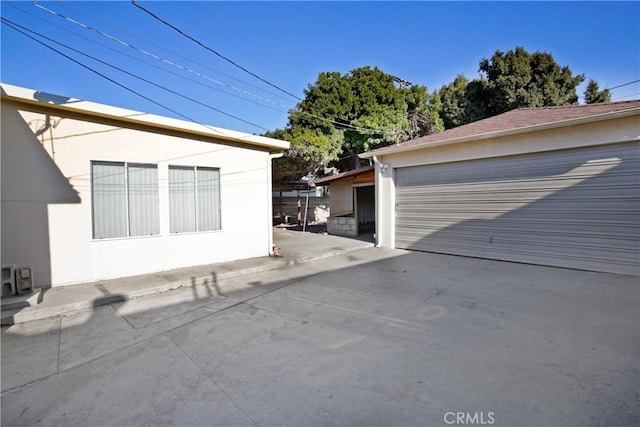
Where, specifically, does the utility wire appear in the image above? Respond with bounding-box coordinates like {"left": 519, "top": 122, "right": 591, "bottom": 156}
{"left": 5, "top": 1, "right": 287, "bottom": 115}
{"left": 2, "top": 18, "right": 270, "bottom": 131}
{"left": 607, "top": 79, "right": 640, "bottom": 91}
{"left": 612, "top": 92, "right": 640, "bottom": 101}
{"left": 56, "top": 0, "right": 293, "bottom": 103}
{"left": 130, "top": 0, "right": 301, "bottom": 101}
{"left": 25, "top": 1, "right": 396, "bottom": 137}
{"left": 30, "top": 1, "right": 294, "bottom": 111}
{"left": 1, "top": 18, "right": 269, "bottom": 135}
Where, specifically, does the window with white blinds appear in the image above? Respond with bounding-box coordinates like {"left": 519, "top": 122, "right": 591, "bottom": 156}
{"left": 169, "top": 166, "right": 221, "bottom": 233}
{"left": 92, "top": 161, "right": 160, "bottom": 239}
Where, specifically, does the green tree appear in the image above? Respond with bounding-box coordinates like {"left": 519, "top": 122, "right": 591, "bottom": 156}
{"left": 436, "top": 75, "right": 468, "bottom": 129}
{"left": 436, "top": 47, "right": 586, "bottom": 129}
{"left": 584, "top": 79, "right": 611, "bottom": 104}
{"left": 271, "top": 66, "right": 441, "bottom": 179}
{"left": 435, "top": 75, "right": 490, "bottom": 129}
{"left": 464, "top": 79, "right": 490, "bottom": 123}
{"left": 265, "top": 127, "right": 342, "bottom": 183}
{"left": 291, "top": 66, "right": 409, "bottom": 169}
{"left": 479, "top": 46, "right": 585, "bottom": 115}
{"left": 404, "top": 84, "right": 444, "bottom": 138}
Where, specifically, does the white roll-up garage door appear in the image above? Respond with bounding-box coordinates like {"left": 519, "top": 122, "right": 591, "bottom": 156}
{"left": 395, "top": 142, "right": 640, "bottom": 275}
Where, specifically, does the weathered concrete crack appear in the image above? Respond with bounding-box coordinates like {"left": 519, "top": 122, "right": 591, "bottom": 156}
{"left": 55, "top": 316, "right": 62, "bottom": 373}
{"left": 165, "top": 333, "right": 258, "bottom": 426}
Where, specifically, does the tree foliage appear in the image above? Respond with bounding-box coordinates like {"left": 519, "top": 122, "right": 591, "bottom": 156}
{"left": 265, "top": 127, "right": 342, "bottom": 183}
{"left": 270, "top": 48, "right": 603, "bottom": 181}
{"left": 435, "top": 75, "right": 491, "bottom": 130}
{"left": 584, "top": 79, "right": 611, "bottom": 104}
{"left": 270, "top": 66, "right": 442, "bottom": 181}
{"left": 436, "top": 47, "right": 588, "bottom": 129}
{"left": 479, "top": 47, "right": 584, "bottom": 115}
{"left": 405, "top": 84, "right": 443, "bottom": 137}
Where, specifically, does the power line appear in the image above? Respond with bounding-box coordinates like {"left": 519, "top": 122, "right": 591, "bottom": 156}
{"left": 56, "top": 0, "right": 294, "bottom": 104}
{"left": 24, "top": 1, "right": 397, "bottom": 137}
{"left": 5, "top": 1, "right": 288, "bottom": 115}
{"left": 130, "top": 0, "right": 301, "bottom": 101}
{"left": 1, "top": 17, "right": 270, "bottom": 135}
{"left": 612, "top": 92, "right": 640, "bottom": 101}
{"left": 2, "top": 17, "right": 271, "bottom": 131}
{"left": 607, "top": 79, "right": 640, "bottom": 91}
{"left": 30, "top": 1, "right": 294, "bottom": 111}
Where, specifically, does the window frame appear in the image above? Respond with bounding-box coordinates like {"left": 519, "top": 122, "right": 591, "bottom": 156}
{"left": 91, "top": 160, "right": 160, "bottom": 240}
{"left": 168, "top": 165, "right": 222, "bottom": 234}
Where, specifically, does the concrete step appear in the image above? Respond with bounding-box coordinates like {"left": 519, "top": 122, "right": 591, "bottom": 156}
{"left": 1, "top": 289, "right": 42, "bottom": 311}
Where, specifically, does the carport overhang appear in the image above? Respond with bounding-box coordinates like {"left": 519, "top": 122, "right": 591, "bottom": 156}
{"left": 311, "top": 166, "right": 374, "bottom": 186}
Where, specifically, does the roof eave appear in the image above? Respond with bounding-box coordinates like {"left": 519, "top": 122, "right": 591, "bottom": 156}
{"left": 1, "top": 84, "right": 290, "bottom": 152}
{"left": 312, "top": 165, "right": 374, "bottom": 185}
{"left": 360, "top": 107, "right": 640, "bottom": 159}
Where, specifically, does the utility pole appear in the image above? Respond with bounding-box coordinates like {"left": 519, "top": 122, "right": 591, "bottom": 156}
{"left": 392, "top": 76, "right": 413, "bottom": 88}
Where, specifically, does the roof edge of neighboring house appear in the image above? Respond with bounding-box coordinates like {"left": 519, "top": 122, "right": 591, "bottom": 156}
{"left": 360, "top": 105, "right": 640, "bottom": 159}
{"left": 0, "top": 83, "right": 290, "bottom": 152}
{"left": 312, "top": 165, "right": 374, "bottom": 185}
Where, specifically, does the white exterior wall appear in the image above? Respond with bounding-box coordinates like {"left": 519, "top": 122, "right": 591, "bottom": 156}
{"left": 1, "top": 103, "right": 273, "bottom": 287}
{"left": 374, "top": 116, "right": 640, "bottom": 249}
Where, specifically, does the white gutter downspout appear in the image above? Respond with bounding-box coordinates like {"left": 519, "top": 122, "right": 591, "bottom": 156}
{"left": 372, "top": 155, "right": 382, "bottom": 248}
{"left": 267, "top": 152, "right": 284, "bottom": 256}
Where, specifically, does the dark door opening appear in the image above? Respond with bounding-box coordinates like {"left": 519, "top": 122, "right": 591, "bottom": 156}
{"left": 356, "top": 185, "right": 375, "bottom": 233}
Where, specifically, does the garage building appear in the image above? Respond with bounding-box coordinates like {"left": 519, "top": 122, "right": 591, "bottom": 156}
{"left": 361, "top": 101, "right": 640, "bottom": 275}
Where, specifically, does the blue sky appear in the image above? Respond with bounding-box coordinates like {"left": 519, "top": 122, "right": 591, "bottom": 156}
{"left": 2, "top": 1, "right": 639, "bottom": 135}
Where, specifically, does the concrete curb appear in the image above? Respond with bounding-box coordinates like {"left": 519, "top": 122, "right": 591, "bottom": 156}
{"left": 1, "top": 242, "right": 373, "bottom": 326}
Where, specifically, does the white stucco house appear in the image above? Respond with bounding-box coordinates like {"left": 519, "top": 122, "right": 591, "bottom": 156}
{"left": 361, "top": 101, "right": 640, "bottom": 275}
{"left": 1, "top": 83, "right": 289, "bottom": 288}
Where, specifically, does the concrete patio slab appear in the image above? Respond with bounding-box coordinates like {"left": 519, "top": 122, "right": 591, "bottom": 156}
{"left": 2, "top": 247, "right": 638, "bottom": 426}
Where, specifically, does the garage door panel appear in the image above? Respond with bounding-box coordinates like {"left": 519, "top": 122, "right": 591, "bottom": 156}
{"left": 400, "top": 231, "right": 639, "bottom": 267}
{"left": 396, "top": 208, "right": 639, "bottom": 223}
{"left": 410, "top": 240, "right": 636, "bottom": 274}
{"left": 395, "top": 142, "right": 640, "bottom": 275}
{"left": 396, "top": 144, "right": 639, "bottom": 187}
{"left": 398, "top": 227, "right": 639, "bottom": 253}
{"left": 398, "top": 185, "right": 639, "bottom": 200}
{"left": 398, "top": 167, "right": 639, "bottom": 189}
{"left": 396, "top": 219, "right": 638, "bottom": 240}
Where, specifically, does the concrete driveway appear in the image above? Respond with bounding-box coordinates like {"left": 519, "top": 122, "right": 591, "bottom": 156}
{"left": 2, "top": 248, "right": 638, "bottom": 427}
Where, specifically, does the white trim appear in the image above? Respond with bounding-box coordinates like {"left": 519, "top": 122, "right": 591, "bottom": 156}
{"left": 389, "top": 167, "right": 396, "bottom": 249}
{"left": 267, "top": 152, "right": 284, "bottom": 255}
{"left": 91, "top": 234, "right": 162, "bottom": 243}
{"left": 167, "top": 229, "right": 224, "bottom": 236}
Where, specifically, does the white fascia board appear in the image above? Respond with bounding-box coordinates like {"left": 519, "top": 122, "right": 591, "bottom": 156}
{"left": 1, "top": 83, "right": 290, "bottom": 151}
{"left": 360, "top": 108, "right": 640, "bottom": 159}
